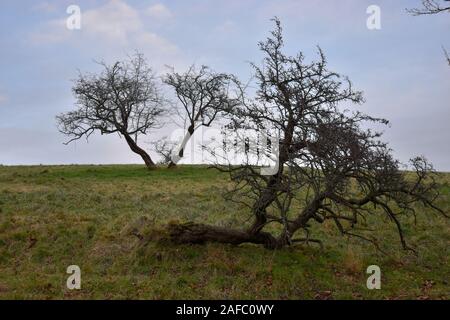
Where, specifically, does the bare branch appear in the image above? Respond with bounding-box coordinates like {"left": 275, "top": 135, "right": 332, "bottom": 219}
{"left": 407, "top": 0, "right": 450, "bottom": 15}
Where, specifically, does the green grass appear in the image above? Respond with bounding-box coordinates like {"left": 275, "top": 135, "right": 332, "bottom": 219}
{"left": 0, "top": 164, "right": 448, "bottom": 299}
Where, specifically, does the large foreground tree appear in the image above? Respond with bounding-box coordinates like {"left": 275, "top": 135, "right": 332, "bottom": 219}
{"left": 56, "top": 54, "right": 165, "bottom": 169}
{"left": 168, "top": 19, "right": 446, "bottom": 250}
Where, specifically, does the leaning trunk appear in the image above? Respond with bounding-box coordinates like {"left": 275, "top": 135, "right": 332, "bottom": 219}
{"left": 123, "top": 133, "right": 156, "bottom": 169}
{"left": 168, "top": 124, "right": 195, "bottom": 168}
{"left": 167, "top": 222, "right": 280, "bottom": 249}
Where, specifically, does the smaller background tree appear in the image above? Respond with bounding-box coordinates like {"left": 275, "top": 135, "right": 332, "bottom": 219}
{"left": 151, "top": 137, "right": 177, "bottom": 165}
{"left": 163, "top": 65, "right": 239, "bottom": 167}
{"left": 56, "top": 54, "right": 165, "bottom": 169}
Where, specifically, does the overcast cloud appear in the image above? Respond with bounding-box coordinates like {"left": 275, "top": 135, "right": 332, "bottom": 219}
{"left": 0, "top": 0, "right": 448, "bottom": 170}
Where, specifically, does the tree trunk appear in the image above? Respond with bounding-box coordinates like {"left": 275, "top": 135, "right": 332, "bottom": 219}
{"left": 167, "top": 222, "right": 280, "bottom": 249}
{"left": 168, "top": 124, "right": 195, "bottom": 168}
{"left": 123, "top": 133, "right": 156, "bottom": 169}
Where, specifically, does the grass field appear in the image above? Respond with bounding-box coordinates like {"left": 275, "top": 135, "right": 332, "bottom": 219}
{"left": 0, "top": 164, "right": 448, "bottom": 299}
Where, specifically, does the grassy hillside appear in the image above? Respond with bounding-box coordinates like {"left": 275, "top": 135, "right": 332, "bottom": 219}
{"left": 0, "top": 165, "right": 448, "bottom": 299}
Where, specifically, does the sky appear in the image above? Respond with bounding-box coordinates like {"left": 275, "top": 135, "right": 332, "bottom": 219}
{"left": 0, "top": 0, "right": 449, "bottom": 170}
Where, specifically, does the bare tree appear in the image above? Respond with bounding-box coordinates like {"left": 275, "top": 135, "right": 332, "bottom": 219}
{"left": 408, "top": 0, "right": 450, "bottom": 66}
{"left": 163, "top": 65, "right": 239, "bottom": 167}
{"left": 444, "top": 47, "right": 450, "bottom": 65}
{"left": 408, "top": 0, "right": 450, "bottom": 15}
{"left": 151, "top": 137, "right": 176, "bottom": 165}
{"left": 56, "top": 54, "right": 165, "bottom": 169}
{"left": 168, "top": 18, "right": 446, "bottom": 250}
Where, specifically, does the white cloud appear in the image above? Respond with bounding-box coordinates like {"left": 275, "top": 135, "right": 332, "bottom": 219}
{"left": 145, "top": 3, "right": 174, "bottom": 21}
{"left": 134, "top": 32, "right": 178, "bottom": 55}
{"left": 81, "top": 0, "right": 143, "bottom": 45}
{"left": 30, "top": 0, "right": 178, "bottom": 57}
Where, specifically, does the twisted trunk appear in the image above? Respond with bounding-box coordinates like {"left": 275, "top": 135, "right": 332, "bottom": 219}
{"left": 247, "top": 112, "right": 294, "bottom": 235}
{"left": 123, "top": 133, "right": 156, "bottom": 169}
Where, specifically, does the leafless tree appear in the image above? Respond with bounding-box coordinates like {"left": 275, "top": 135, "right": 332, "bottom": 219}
{"left": 151, "top": 137, "right": 176, "bottom": 165}
{"left": 408, "top": 0, "right": 450, "bottom": 15}
{"left": 168, "top": 18, "right": 446, "bottom": 250}
{"left": 444, "top": 47, "right": 450, "bottom": 65}
{"left": 56, "top": 54, "right": 165, "bottom": 169}
{"left": 163, "top": 65, "right": 239, "bottom": 167}
{"left": 408, "top": 0, "right": 450, "bottom": 66}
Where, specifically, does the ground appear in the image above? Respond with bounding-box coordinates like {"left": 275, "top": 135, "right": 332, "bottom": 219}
{"left": 0, "top": 164, "right": 448, "bottom": 299}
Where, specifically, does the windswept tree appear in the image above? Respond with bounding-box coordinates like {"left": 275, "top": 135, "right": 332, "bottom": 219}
{"left": 163, "top": 65, "right": 239, "bottom": 167}
{"left": 56, "top": 54, "right": 165, "bottom": 169}
{"left": 168, "top": 19, "right": 446, "bottom": 250}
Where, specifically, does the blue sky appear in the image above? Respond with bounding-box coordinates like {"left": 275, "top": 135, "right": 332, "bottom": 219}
{"left": 0, "top": 0, "right": 449, "bottom": 170}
